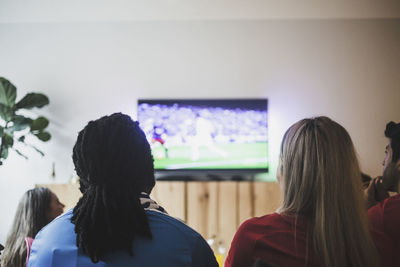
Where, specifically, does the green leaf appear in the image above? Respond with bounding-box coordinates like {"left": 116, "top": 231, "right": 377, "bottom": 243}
{"left": 1, "top": 146, "right": 8, "bottom": 160}
{"left": 16, "top": 93, "right": 49, "bottom": 110}
{"left": 0, "top": 126, "right": 3, "bottom": 136}
{"left": 34, "top": 131, "right": 51, "bottom": 142}
{"left": 0, "top": 77, "right": 17, "bottom": 107}
{"left": 30, "top": 117, "right": 49, "bottom": 131}
{"left": 2, "top": 133, "right": 14, "bottom": 148}
{"left": 0, "top": 103, "right": 14, "bottom": 121}
{"left": 8, "top": 115, "right": 33, "bottom": 132}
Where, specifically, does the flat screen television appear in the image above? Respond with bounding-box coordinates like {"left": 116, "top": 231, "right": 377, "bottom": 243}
{"left": 137, "top": 99, "right": 268, "bottom": 172}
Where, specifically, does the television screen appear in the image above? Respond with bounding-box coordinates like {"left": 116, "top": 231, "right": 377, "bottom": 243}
{"left": 137, "top": 99, "right": 268, "bottom": 171}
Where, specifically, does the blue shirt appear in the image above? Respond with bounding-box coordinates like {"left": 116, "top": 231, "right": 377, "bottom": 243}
{"left": 28, "top": 209, "right": 218, "bottom": 267}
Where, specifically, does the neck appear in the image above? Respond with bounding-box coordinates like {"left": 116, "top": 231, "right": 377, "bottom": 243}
{"left": 397, "top": 161, "right": 400, "bottom": 193}
{"left": 395, "top": 164, "right": 400, "bottom": 193}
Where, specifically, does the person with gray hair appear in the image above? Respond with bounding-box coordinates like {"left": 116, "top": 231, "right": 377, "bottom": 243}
{"left": 1, "top": 187, "right": 64, "bottom": 267}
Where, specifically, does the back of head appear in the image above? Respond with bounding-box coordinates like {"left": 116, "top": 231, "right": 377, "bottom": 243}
{"left": 361, "top": 173, "right": 372, "bottom": 189}
{"left": 71, "top": 113, "right": 155, "bottom": 263}
{"left": 361, "top": 173, "right": 372, "bottom": 184}
{"left": 385, "top": 121, "right": 400, "bottom": 163}
{"left": 1, "top": 187, "right": 51, "bottom": 267}
{"left": 278, "top": 116, "right": 379, "bottom": 267}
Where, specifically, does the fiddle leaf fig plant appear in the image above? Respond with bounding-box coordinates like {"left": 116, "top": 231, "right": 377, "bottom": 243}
{"left": 0, "top": 77, "right": 51, "bottom": 165}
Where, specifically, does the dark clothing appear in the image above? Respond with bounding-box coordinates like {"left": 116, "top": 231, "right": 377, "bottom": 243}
{"left": 368, "top": 194, "right": 400, "bottom": 266}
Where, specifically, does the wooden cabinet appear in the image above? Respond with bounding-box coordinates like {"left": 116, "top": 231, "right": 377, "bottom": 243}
{"left": 37, "top": 181, "right": 280, "bottom": 255}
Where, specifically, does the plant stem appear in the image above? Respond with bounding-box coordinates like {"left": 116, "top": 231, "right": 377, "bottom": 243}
{"left": 0, "top": 121, "right": 10, "bottom": 160}
{"left": 0, "top": 136, "right": 3, "bottom": 159}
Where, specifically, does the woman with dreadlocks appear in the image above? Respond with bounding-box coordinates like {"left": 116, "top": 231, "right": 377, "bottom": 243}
{"left": 27, "top": 113, "right": 218, "bottom": 267}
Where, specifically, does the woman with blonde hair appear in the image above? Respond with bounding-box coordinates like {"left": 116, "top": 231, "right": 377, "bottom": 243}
{"left": 226, "top": 116, "right": 387, "bottom": 267}
{"left": 1, "top": 187, "right": 64, "bottom": 267}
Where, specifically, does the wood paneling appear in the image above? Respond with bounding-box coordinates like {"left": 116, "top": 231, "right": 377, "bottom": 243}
{"left": 186, "top": 182, "right": 218, "bottom": 238}
{"left": 238, "top": 182, "right": 254, "bottom": 225}
{"left": 217, "top": 181, "right": 238, "bottom": 248}
{"left": 150, "top": 181, "right": 185, "bottom": 220}
{"left": 253, "top": 182, "right": 281, "bottom": 217}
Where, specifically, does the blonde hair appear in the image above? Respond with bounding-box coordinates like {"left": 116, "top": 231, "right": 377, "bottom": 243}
{"left": 278, "top": 116, "right": 380, "bottom": 267}
{"left": 1, "top": 188, "right": 52, "bottom": 267}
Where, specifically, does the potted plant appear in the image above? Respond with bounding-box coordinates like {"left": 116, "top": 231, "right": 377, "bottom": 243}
{"left": 0, "top": 77, "right": 51, "bottom": 165}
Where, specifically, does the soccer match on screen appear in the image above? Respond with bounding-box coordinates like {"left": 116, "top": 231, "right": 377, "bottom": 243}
{"left": 137, "top": 99, "right": 268, "bottom": 171}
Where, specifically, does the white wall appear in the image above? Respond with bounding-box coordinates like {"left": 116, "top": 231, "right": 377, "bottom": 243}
{"left": 0, "top": 13, "right": 399, "bottom": 243}
{"left": 1, "top": 0, "right": 400, "bottom": 22}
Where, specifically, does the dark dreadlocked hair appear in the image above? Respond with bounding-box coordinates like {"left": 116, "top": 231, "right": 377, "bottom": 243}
{"left": 385, "top": 121, "right": 400, "bottom": 163}
{"left": 71, "top": 113, "right": 155, "bottom": 263}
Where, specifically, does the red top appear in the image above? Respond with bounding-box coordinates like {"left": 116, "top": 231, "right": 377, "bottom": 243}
{"left": 225, "top": 212, "right": 393, "bottom": 267}
{"left": 225, "top": 213, "right": 320, "bottom": 267}
{"left": 368, "top": 194, "right": 400, "bottom": 265}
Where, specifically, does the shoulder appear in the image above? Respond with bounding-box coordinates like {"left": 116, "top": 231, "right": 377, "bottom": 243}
{"left": 381, "top": 194, "right": 400, "bottom": 223}
{"left": 379, "top": 194, "right": 400, "bottom": 218}
{"left": 369, "top": 194, "right": 400, "bottom": 217}
{"left": 232, "top": 213, "right": 284, "bottom": 245}
{"left": 235, "top": 212, "right": 309, "bottom": 249}
{"left": 369, "top": 194, "right": 400, "bottom": 234}
{"left": 226, "top": 214, "right": 283, "bottom": 267}
{"left": 145, "top": 211, "right": 211, "bottom": 251}
{"left": 383, "top": 194, "right": 400, "bottom": 208}
{"left": 145, "top": 210, "right": 203, "bottom": 242}
{"left": 239, "top": 213, "right": 288, "bottom": 232}
{"left": 145, "top": 210, "right": 218, "bottom": 266}
{"left": 28, "top": 209, "right": 77, "bottom": 267}
{"left": 32, "top": 209, "right": 76, "bottom": 247}
{"left": 35, "top": 209, "right": 75, "bottom": 241}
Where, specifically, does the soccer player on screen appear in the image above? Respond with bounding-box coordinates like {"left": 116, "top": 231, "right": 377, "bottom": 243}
{"left": 191, "top": 114, "right": 227, "bottom": 161}
{"left": 152, "top": 125, "right": 169, "bottom": 159}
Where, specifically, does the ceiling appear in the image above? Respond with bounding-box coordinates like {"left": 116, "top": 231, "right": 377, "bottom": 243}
{"left": 0, "top": 0, "right": 399, "bottom": 23}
